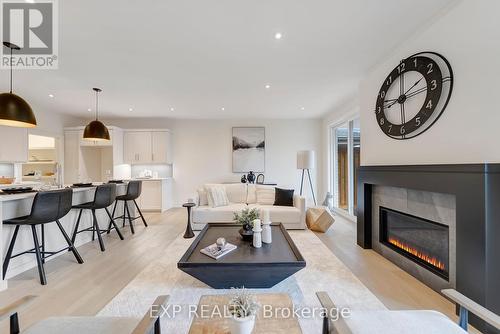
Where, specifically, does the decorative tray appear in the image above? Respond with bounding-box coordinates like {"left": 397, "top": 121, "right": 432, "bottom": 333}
{"left": 72, "top": 183, "right": 93, "bottom": 188}
{"left": 1, "top": 187, "right": 35, "bottom": 194}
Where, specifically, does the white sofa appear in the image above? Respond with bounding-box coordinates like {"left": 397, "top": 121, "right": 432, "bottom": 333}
{"left": 192, "top": 183, "right": 306, "bottom": 230}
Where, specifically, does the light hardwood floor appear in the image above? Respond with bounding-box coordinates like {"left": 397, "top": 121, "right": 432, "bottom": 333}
{"left": 0, "top": 208, "right": 475, "bottom": 333}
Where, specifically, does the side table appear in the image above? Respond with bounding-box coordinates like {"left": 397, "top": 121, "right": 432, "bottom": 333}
{"left": 182, "top": 202, "right": 196, "bottom": 238}
{"left": 306, "top": 206, "right": 334, "bottom": 233}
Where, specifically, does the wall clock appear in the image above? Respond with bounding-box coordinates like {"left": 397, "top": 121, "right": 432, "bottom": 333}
{"left": 375, "top": 52, "right": 453, "bottom": 140}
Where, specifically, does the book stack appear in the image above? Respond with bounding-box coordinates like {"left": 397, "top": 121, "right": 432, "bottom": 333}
{"left": 200, "top": 242, "right": 237, "bottom": 259}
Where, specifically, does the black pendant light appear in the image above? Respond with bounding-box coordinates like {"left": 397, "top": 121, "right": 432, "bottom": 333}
{"left": 83, "top": 88, "right": 110, "bottom": 141}
{"left": 0, "top": 42, "right": 37, "bottom": 128}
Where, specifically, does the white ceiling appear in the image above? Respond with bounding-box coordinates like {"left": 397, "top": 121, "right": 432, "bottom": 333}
{"left": 3, "top": 0, "right": 455, "bottom": 120}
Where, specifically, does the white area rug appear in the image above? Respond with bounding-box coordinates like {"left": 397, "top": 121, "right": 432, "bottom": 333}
{"left": 99, "top": 229, "right": 386, "bottom": 333}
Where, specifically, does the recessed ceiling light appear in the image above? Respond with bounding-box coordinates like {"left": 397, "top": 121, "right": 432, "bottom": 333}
{"left": 170, "top": 107, "right": 174, "bottom": 111}
{"left": 25, "top": 0, "right": 35, "bottom": 3}
{"left": 300, "top": 107, "right": 305, "bottom": 111}
{"left": 274, "top": 32, "right": 283, "bottom": 40}
{"left": 221, "top": 107, "right": 225, "bottom": 111}
{"left": 48, "top": 94, "right": 54, "bottom": 98}
{"left": 265, "top": 84, "right": 271, "bottom": 89}
{"left": 87, "top": 108, "right": 92, "bottom": 112}
{"left": 129, "top": 108, "right": 133, "bottom": 112}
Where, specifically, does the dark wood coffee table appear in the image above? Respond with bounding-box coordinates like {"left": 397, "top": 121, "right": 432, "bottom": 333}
{"left": 177, "top": 223, "right": 306, "bottom": 288}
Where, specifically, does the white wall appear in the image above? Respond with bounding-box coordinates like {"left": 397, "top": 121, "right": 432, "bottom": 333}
{"left": 360, "top": 0, "right": 500, "bottom": 165}
{"left": 104, "top": 118, "right": 322, "bottom": 206}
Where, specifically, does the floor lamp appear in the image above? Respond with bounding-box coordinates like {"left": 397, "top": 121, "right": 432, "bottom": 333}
{"left": 297, "top": 150, "right": 317, "bottom": 205}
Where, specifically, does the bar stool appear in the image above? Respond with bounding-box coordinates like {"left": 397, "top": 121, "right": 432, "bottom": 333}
{"left": 71, "top": 183, "right": 123, "bottom": 252}
{"left": 110, "top": 180, "right": 147, "bottom": 234}
{"left": 2, "top": 189, "right": 83, "bottom": 285}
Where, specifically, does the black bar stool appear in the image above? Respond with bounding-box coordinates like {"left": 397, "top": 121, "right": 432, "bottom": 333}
{"left": 2, "top": 189, "right": 83, "bottom": 285}
{"left": 71, "top": 183, "right": 123, "bottom": 252}
{"left": 110, "top": 180, "right": 147, "bottom": 234}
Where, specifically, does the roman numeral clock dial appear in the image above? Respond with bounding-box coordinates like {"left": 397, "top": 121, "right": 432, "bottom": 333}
{"left": 375, "top": 52, "right": 453, "bottom": 139}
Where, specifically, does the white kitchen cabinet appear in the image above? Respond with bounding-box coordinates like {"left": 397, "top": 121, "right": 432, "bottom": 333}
{"left": 151, "top": 131, "right": 172, "bottom": 163}
{"left": 124, "top": 131, "right": 152, "bottom": 163}
{"left": 0, "top": 126, "right": 28, "bottom": 162}
{"left": 136, "top": 178, "right": 172, "bottom": 212}
{"left": 124, "top": 130, "right": 172, "bottom": 164}
{"left": 137, "top": 180, "right": 162, "bottom": 210}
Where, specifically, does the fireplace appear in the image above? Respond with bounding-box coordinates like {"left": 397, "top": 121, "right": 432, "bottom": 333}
{"left": 379, "top": 207, "right": 449, "bottom": 280}
{"left": 357, "top": 164, "right": 500, "bottom": 333}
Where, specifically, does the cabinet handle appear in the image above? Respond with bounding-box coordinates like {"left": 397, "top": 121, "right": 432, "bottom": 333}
{"left": 152, "top": 153, "right": 154, "bottom": 161}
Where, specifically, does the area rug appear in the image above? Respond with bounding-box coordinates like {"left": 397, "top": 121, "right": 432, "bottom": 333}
{"left": 98, "top": 229, "right": 386, "bottom": 333}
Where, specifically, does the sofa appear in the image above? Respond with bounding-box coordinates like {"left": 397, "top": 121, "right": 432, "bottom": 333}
{"left": 192, "top": 183, "right": 306, "bottom": 230}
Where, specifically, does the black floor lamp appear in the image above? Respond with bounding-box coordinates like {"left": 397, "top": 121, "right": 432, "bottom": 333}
{"left": 297, "top": 150, "right": 316, "bottom": 205}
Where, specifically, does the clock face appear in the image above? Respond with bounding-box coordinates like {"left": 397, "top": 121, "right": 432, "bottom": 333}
{"left": 375, "top": 52, "right": 453, "bottom": 139}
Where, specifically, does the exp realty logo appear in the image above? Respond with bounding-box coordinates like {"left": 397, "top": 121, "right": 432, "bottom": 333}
{"left": 1, "top": 0, "right": 58, "bottom": 69}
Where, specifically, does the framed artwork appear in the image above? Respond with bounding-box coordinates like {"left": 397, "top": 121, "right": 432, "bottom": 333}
{"left": 232, "top": 127, "right": 265, "bottom": 173}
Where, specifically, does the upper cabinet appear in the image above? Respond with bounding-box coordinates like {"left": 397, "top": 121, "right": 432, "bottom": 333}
{"left": 0, "top": 126, "right": 28, "bottom": 162}
{"left": 124, "top": 130, "right": 172, "bottom": 164}
{"left": 151, "top": 131, "right": 173, "bottom": 164}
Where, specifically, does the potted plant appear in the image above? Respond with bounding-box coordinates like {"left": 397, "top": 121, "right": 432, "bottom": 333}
{"left": 234, "top": 208, "right": 260, "bottom": 241}
{"left": 228, "top": 288, "right": 260, "bottom": 334}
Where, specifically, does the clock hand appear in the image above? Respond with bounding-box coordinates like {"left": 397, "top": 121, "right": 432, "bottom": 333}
{"left": 385, "top": 100, "right": 399, "bottom": 109}
{"left": 406, "top": 86, "right": 427, "bottom": 99}
{"left": 404, "top": 77, "right": 424, "bottom": 96}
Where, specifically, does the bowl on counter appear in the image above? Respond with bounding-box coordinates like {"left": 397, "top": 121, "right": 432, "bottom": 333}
{"left": 0, "top": 177, "right": 15, "bottom": 185}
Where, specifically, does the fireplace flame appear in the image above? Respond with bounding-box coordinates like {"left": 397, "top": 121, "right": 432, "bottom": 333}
{"left": 388, "top": 237, "right": 446, "bottom": 271}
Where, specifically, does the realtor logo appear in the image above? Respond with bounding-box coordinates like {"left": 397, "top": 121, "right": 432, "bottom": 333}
{"left": 1, "top": 0, "right": 58, "bottom": 69}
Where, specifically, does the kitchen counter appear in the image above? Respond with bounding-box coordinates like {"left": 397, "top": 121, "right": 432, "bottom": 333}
{"left": 0, "top": 185, "right": 95, "bottom": 202}
{"left": 130, "top": 177, "right": 172, "bottom": 181}
{"left": 0, "top": 184, "right": 129, "bottom": 291}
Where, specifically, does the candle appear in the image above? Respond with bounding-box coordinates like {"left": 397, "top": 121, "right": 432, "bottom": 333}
{"left": 253, "top": 218, "right": 261, "bottom": 230}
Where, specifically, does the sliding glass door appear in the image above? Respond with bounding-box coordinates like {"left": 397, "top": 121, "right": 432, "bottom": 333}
{"left": 331, "top": 117, "right": 360, "bottom": 217}
{"left": 334, "top": 124, "right": 349, "bottom": 211}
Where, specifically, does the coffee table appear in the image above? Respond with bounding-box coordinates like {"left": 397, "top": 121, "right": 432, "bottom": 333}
{"left": 177, "top": 223, "right": 306, "bottom": 288}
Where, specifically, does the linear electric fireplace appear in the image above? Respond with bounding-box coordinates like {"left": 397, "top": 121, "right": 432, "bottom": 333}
{"left": 379, "top": 207, "right": 449, "bottom": 280}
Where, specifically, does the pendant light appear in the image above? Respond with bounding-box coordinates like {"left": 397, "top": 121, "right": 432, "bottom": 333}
{"left": 83, "top": 88, "right": 110, "bottom": 141}
{"left": 0, "top": 42, "right": 37, "bottom": 127}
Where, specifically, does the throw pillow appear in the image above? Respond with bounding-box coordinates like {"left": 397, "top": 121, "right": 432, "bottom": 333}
{"left": 206, "top": 185, "right": 229, "bottom": 208}
{"left": 274, "top": 188, "right": 294, "bottom": 207}
{"left": 197, "top": 188, "right": 208, "bottom": 206}
{"left": 256, "top": 185, "right": 275, "bottom": 205}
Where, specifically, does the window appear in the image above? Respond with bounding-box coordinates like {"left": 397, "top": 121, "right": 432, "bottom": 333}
{"left": 330, "top": 117, "right": 360, "bottom": 216}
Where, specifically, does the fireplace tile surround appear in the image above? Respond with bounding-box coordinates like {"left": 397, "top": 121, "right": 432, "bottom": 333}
{"left": 372, "top": 186, "right": 456, "bottom": 291}
{"left": 357, "top": 164, "right": 500, "bottom": 334}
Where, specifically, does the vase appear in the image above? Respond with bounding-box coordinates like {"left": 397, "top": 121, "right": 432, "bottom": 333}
{"left": 253, "top": 227, "right": 262, "bottom": 248}
{"left": 247, "top": 171, "right": 256, "bottom": 183}
{"left": 229, "top": 315, "right": 256, "bottom": 334}
{"left": 239, "top": 223, "right": 254, "bottom": 241}
{"left": 262, "top": 221, "right": 272, "bottom": 244}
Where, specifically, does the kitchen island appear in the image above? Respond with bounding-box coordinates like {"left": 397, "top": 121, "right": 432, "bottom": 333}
{"left": 0, "top": 184, "right": 129, "bottom": 291}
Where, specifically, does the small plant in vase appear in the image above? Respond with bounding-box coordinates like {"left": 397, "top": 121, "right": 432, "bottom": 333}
{"left": 228, "top": 288, "right": 260, "bottom": 334}
{"left": 234, "top": 208, "right": 260, "bottom": 241}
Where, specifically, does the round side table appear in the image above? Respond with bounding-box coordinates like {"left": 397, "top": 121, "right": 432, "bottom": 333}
{"left": 182, "top": 202, "right": 196, "bottom": 238}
